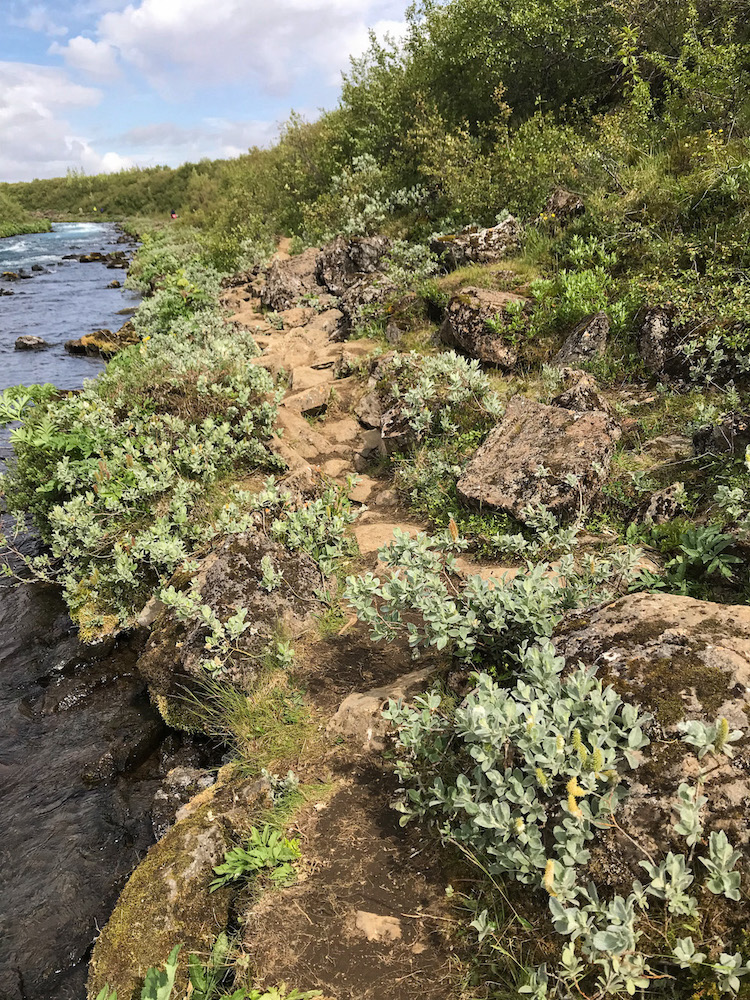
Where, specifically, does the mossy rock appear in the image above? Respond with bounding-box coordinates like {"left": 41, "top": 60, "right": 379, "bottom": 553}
{"left": 86, "top": 771, "right": 270, "bottom": 1000}
{"left": 554, "top": 593, "right": 750, "bottom": 876}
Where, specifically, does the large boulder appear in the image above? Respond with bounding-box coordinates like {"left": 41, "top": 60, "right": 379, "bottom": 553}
{"left": 315, "top": 235, "right": 391, "bottom": 297}
{"left": 439, "top": 286, "right": 528, "bottom": 368}
{"left": 554, "top": 594, "right": 750, "bottom": 864}
{"left": 138, "top": 531, "right": 324, "bottom": 704}
{"left": 260, "top": 248, "right": 325, "bottom": 311}
{"left": 430, "top": 218, "right": 521, "bottom": 270}
{"left": 87, "top": 770, "right": 270, "bottom": 1000}
{"left": 553, "top": 312, "right": 609, "bottom": 367}
{"left": 456, "top": 395, "right": 620, "bottom": 521}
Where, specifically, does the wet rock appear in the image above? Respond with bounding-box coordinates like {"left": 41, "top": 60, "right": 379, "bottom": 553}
{"left": 17, "top": 268, "right": 32, "bottom": 279}
{"left": 554, "top": 594, "right": 750, "bottom": 861}
{"left": 138, "top": 532, "right": 324, "bottom": 700}
{"left": 15, "top": 335, "right": 49, "bottom": 351}
{"left": 457, "top": 395, "right": 620, "bottom": 521}
{"left": 550, "top": 368, "right": 610, "bottom": 412}
{"left": 316, "top": 235, "right": 391, "bottom": 297}
{"left": 693, "top": 412, "right": 750, "bottom": 456}
{"left": 0, "top": 287, "right": 14, "bottom": 296}
{"left": 261, "top": 248, "right": 325, "bottom": 311}
{"left": 553, "top": 312, "right": 609, "bottom": 366}
{"left": 78, "top": 252, "right": 107, "bottom": 263}
{"left": 107, "top": 279, "right": 121, "bottom": 288}
{"left": 540, "top": 186, "right": 585, "bottom": 222}
{"left": 643, "top": 482, "right": 686, "bottom": 524}
{"left": 64, "top": 320, "right": 139, "bottom": 359}
{"left": 151, "top": 766, "right": 216, "bottom": 840}
{"left": 1, "top": 271, "right": 19, "bottom": 280}
{"left": 430, "top": 217, "right": 521, "bottom": 270}
{"left": 31, "top": 263, "right": 45, "bottom": 272}
{"left": 438, "top": 286, "right": 528, "bottom": 368}
{"left": 87, "top": 771, "right": 270, "bottom": 1000}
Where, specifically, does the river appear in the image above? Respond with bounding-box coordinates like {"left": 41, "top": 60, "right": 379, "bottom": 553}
{"left": 0, "top": 224, "right": 206, "bottom": 1000}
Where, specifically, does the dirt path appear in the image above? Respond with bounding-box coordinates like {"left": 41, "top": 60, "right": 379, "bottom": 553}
{"left": 220, "top": 288, "right": 469, "bottom": 998}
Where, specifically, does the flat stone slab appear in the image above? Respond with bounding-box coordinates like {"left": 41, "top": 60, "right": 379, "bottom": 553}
{"left": 457, "top": 395, "right": 620, "bottom": 521}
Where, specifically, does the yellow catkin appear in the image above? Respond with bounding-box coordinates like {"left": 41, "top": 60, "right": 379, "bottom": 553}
{"left": 566, "top": 776, "right": 586, "bottom": 816}
{"left": 535, "top": 767, "right": 549, "bottom": 790}
{"left": 714, "top": 717, "right": 730, "bottom": 754}
{"left": 590, "top": 747, "right": 604, "bottom": 774}
{"left": 448, "top": 517, "right": 459, "bottom": 542}
{"left": 556, "top": 734, "right": 565, "bottom": 753}
{"left": 543, "top": 859, "right": 556, "bottom": 896}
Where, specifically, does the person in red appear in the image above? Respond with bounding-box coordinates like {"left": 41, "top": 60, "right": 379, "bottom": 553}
{"left": 170, "top": 209, "right": 178, "bottom": 219}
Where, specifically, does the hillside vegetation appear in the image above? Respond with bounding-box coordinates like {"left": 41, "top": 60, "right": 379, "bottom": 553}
{"left": 3, "top": 2, "right": 750, "bottom": 999}
{"left": 0, "top": 189, "right": 51, "bottom": 238}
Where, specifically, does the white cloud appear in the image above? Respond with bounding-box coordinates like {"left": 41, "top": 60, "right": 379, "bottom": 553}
{"left": 56, "top": 0, "right": 407, "bottom": 96}
{"left": 50, "top": 36, "right": 120, "bottom": 81}
{"left": 116, "top": 117, "right": 279, "bottom": 162}
{"left": 10, "top": 4, "right": 69, "bottom": 37}
{"left": 0, "top": 62, "right": 130, "bottom": 181}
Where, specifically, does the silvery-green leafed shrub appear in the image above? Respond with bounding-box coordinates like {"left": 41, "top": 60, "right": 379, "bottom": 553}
{"left": 375, "top": 350, "right": 503, "bottom": 443}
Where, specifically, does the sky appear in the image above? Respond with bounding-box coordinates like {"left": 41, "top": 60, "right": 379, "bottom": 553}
{"left": 0, "top": 0, "right": 409, "bottom": 183}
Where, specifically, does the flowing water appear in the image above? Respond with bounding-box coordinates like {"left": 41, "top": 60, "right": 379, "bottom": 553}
{"left": 0, "top": 224, "right": 205, "bottom": 1000}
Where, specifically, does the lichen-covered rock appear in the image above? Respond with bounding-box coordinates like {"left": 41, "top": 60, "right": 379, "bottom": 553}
{"left": 315, "top": 235, "right": 391, "bottom": 297}
{"left": 550, "top": 368, "right": 610, "bottom": 412}
{"left": 260, "top": 248, "right": 325, "bottom": 311}
{"left": 87, "top": 771, "right": 270, "bottom": 1000}
{"left": 138, "top": 532, "right": 324, "bottom": 700}
{"left": 642, "top": 482, "right": 686, "bottom": 524}
{"left": 693, "top": 412, "right": 750, "bottom": 456}
{"left": 554, "top": 594, "right": 750, "bottom": 866}
{"left": 438, "top": 286, "right": 528, "bottom": 368}
{"left": 638, "top": 306, "right": 678, "bottom": 375}
{"left": 553, "top": 312, "right": 609, "bottom": 366}
{"left": 456, "top": 395, "right": 620, "bottom": 521}
{"left": 430, "top": 218, "right": 521, "bottom": 270}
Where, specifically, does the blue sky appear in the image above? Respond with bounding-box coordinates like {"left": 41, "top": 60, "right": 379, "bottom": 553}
{"left": 0, "top": 0, "right": 409, "bottom": 182}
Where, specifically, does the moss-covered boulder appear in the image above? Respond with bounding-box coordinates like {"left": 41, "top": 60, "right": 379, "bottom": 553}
{"left": 554, "top": 594, "right": 750, "bottom": 892}
{"left": 87, "top": 770, "right": 270, "bottom": 1000}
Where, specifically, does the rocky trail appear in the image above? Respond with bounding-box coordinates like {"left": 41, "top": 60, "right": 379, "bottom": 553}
{"left": 86, "top": 233, "right": 750, "bottom": 1000}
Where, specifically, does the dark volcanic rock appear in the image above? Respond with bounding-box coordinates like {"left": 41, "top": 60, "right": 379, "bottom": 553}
{"left": 316, "top": 235, "right": 391, "bottom": 297}
{"left": 457, "top": 395, "right": 620, "bottom": 521}
{"left": 260, "top": 248, "right": 325, "bottom": 312}
{"left": 553, "top": 312, "right": 609, "bottom": 366}
{"left": 693, "top": 412, "right": 750, "bottom": 457}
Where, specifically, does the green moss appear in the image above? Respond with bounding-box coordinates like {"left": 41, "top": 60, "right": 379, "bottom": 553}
{"left": 609, "top": 651, "right": 731, "bottom": 726}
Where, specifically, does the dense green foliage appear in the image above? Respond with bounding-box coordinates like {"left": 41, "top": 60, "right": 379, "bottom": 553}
{"left": 0, "top": 189, "right": 51, "bottom": 237}
{"left": 0, "top": 229, "right": 281, "bottom": 635}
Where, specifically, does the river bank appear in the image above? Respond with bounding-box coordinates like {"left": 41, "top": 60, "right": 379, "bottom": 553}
{"left": 0, "top": 223, "right": 220, "bottom": 1000}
